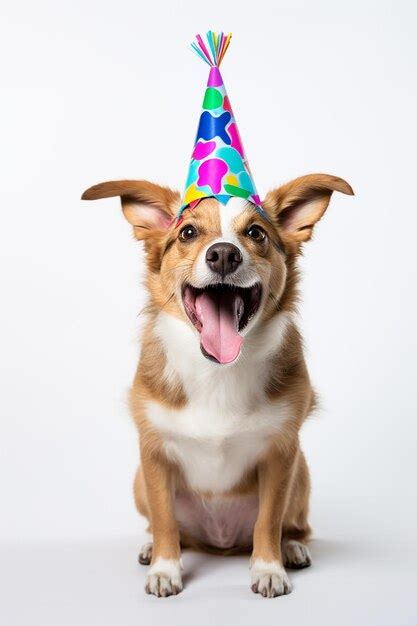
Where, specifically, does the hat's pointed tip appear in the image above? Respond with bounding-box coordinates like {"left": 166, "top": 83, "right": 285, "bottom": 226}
{"left": 207, "top": 66, "right": 223, "bottom": 88}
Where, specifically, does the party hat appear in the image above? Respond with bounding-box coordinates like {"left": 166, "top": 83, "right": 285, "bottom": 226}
{"left": 178, "top": 32, "right": 266, "bottom": 221}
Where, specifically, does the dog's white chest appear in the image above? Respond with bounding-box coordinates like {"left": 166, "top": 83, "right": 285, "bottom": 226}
{"left": 145, "top": 397, "right": 291, "bottom": 493}
{"left": 165, "top": 426, "right": 267, "bottom": 493}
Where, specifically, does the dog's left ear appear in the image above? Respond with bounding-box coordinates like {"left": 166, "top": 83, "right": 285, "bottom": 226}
{"left": 263, "top": 174, "right": 354, "bottom": 247}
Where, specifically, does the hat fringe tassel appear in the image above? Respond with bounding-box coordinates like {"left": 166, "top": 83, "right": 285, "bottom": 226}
{"left": 191, "top": 31, "right": 232, "bottom": 68}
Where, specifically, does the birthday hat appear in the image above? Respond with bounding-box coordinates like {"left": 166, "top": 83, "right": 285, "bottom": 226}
{"left": 178, "top": 32, "right": 266, "bottom": 221}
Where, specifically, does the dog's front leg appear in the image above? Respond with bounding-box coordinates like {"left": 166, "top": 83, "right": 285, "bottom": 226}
{"left": 251, "top": 442, "right": 297, "bottom": 598}
{"left": 141, "top": 443, "right": 182, "bottom": 597}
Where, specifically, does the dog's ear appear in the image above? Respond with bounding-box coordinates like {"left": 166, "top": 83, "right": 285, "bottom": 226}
{"left": 263, "top": 174, "right": 354, "bottom": 248}
{"left": 81, "top": 180, "right": 180, "bottom": 240}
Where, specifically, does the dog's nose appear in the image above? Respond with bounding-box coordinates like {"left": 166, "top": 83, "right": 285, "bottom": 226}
{"left": 205, "top": 242, "right": 243, "bottom": 277}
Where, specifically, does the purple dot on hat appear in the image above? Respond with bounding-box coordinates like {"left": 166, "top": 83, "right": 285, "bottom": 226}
{"left": 192, "top": 140, "right": 216, "bottom": 161}
{"left": 197, "top": 158, "right": 228, "bottom": 194}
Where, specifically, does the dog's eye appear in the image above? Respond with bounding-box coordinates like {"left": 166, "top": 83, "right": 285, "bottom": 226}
{"left": 179, "top": 225, "right": 198, "bottom": 241}
{"left": 247, "top": 225, "right": 267, "bottom": 242}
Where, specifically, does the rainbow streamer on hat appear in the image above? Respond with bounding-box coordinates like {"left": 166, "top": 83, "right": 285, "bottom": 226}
{"left": 178, "top": 31, "right": 266, "bottom": 222}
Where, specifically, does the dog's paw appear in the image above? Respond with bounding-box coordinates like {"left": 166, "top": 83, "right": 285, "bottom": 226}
{"left": 145, "top": 558, "right": 183, "bottom": 597}
{"left": 138, "top": 542, "right": 153, "bottom": 565}
{"left": 251, "top": 559, "right": 292, "bottom": 598}
{"left": 283, "top": 539, "right": 312, "bottom": 570}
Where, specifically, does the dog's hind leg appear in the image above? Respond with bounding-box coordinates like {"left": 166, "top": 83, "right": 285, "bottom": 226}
{"left": 282, "top": 536, "right": 311, "bottom": 569}
{"left": 138, "top": 541, "right": 153, "bottom": 565}
{"left": 282, "top": 450, "right": 312, "bottom": 569}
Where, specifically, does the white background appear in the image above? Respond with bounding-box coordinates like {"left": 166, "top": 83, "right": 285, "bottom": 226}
{"left": 1, "top": 0, "right": 416, "bottom": 624}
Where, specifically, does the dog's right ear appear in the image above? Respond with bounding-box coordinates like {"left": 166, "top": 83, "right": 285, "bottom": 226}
{"left": 81, "top": 180, "right": 180, "bottom": 240}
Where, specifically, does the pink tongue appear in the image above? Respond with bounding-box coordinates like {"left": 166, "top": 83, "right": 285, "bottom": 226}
{"left": 195, "top": 291, "right": 243, "bottom": 364}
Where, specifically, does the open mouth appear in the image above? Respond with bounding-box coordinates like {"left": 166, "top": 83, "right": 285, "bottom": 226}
{"left": 182, "top": 283, "right": 262, "bottom": 364}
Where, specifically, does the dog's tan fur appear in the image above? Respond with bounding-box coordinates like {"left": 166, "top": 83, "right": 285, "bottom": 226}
{"left": 82, "top": 173, "right": 353, "bottom": 597}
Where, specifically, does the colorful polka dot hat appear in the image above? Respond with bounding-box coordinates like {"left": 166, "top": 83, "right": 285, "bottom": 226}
{"left": 178, "top": 31, "right": 267, "bottom": 222}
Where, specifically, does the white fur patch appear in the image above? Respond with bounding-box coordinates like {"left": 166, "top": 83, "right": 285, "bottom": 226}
{"left": 251, "top": 559, "right": 292, "bottom": 597}
{"left": 145, "top": 558, "right": 183, "bottom": 597}
{"left": 219, "top": 196, "right": 250, "bottom": 240}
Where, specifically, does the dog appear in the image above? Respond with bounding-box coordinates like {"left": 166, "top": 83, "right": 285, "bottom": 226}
{"left": 82, "top": 173, "right": 353, "bottom": 598}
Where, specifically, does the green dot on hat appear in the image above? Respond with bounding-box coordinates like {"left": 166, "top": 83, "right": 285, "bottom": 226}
{"left": 203, "top": 87, "right": 223, "bottom": 110}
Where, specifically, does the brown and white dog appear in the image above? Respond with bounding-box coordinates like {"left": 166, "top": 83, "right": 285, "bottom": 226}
{"left": 82, "top": 173, "right": 353, "bottom": 598}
